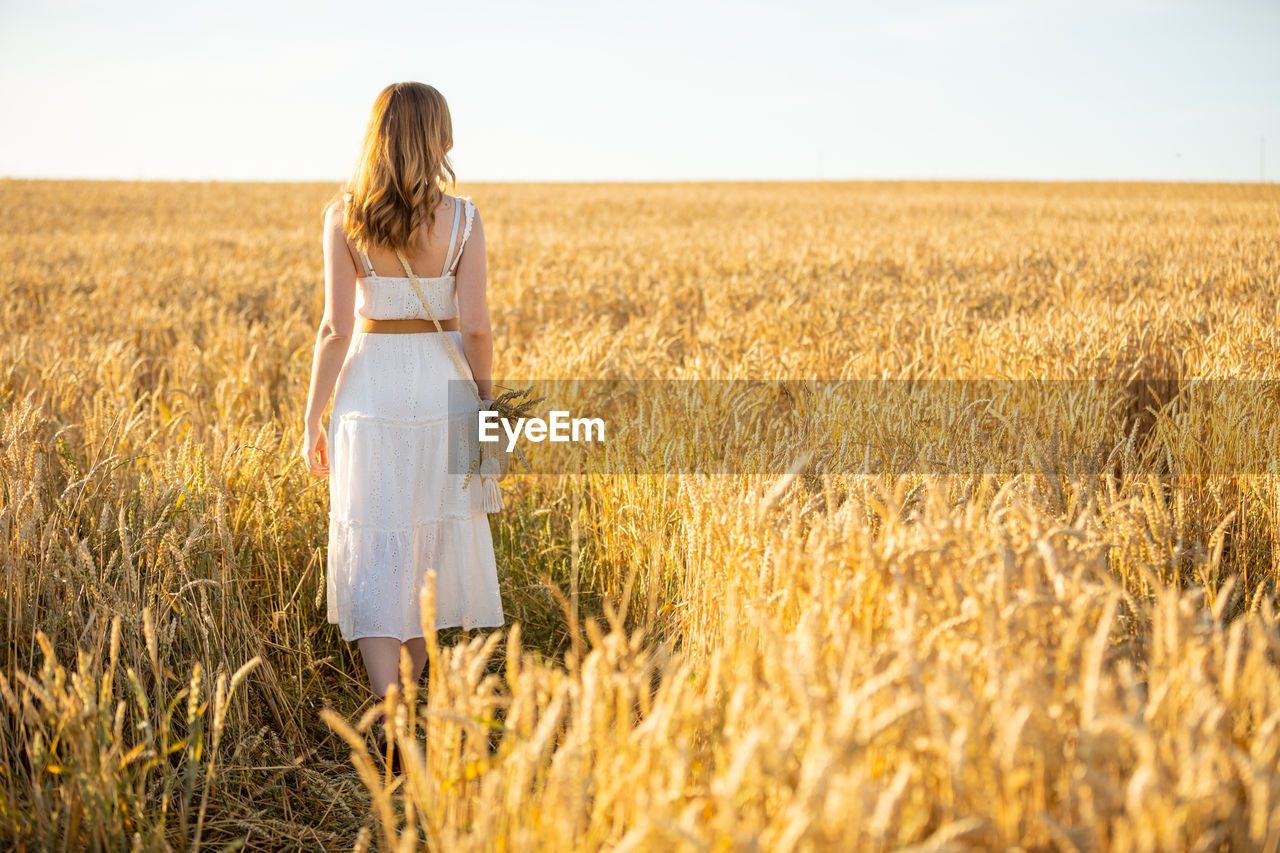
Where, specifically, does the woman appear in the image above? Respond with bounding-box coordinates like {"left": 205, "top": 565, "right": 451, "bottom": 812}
{"left": 300, "top": 82, "right": 505, "bottom": 714}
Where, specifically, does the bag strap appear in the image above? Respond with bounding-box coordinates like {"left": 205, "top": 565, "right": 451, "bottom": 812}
{"left": 395, "top": 248, "right": 484, "bottom": 407}
{"left": 439, "top": 199, "right": 463, "bottom": 277}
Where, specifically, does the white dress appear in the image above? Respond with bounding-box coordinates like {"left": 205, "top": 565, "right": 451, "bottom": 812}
{"left": 326, "top": 195, "right": 505, "bottom": 642}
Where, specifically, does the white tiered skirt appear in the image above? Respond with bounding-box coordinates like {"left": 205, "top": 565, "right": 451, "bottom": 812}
{"left": 326, "top": 328, "right": 504, "bottom": 641}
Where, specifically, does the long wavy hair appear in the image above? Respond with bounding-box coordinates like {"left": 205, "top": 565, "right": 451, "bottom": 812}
{"left": 339, "top": 82, "right": 456, "bottom": 254}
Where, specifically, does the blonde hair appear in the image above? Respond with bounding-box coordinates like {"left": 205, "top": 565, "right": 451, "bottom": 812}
{"left": 339, "top": 82, "right": 457, "bottom": 253}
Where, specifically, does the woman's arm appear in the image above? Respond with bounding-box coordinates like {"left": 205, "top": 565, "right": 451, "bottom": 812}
{"left": 301, "top": 200, "right": 357, "bottom": 475}
{"left": 455, "top": 206, "right": 493, "bottom": 401}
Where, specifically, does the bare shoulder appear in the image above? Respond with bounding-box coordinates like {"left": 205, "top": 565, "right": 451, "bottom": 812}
{"left": 444, "top": 192, "right": 476, "bottom": 211}
{"left": 323, "top": 195, "right": 350, "bottom": 236}
{"left": 441, "top": 194, "right": 483, "bottom": 241}
{"left": 440, "top": 193, "right": 475, "bottom": 215}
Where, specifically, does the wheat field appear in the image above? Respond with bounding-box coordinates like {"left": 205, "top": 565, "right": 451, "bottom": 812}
{"left": 2, "top": 178, "right": 1280, "bottom": 851}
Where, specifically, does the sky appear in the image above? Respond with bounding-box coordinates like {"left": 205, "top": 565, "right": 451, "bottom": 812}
{"left": 0, "top": 0, "right": 1276, "bottom": 183}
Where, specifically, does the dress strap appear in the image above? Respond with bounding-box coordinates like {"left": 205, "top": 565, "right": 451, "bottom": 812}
{"left": 439, "top": 198, "right": 463, "bottom": 277}
{"left": 343, "top": 235, "right": 375, "bottom": 277}
{"left": 446, "top": 199, "right": 476, "bottom": 276}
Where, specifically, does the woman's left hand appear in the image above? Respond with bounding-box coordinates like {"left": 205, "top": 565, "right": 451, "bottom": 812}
{"left": 302, "top": 423, "right": 330, "bottom": 477}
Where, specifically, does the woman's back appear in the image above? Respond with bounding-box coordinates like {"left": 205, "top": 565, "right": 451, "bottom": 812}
{"left": 342, "top": 193, "right": 478, "bottom": 323}
{"left": 347, "top": 193, "right": 473, "bottom": 280}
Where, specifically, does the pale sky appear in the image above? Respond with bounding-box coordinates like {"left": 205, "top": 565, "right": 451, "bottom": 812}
{"left": 1, "top": 0, "right": 1276, "bottom": 182}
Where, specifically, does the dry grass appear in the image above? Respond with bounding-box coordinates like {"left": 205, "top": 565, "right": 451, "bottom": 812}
{"left": 1, "top": 178, "right": 1279, "bottom": 850}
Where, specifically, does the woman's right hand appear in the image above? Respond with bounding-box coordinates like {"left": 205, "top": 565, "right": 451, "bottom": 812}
{"left": 302, "top": 423, "right": 330, "bottom": 477}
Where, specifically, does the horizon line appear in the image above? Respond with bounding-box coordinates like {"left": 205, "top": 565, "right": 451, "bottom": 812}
{"left": 0, "top": 175, "right": 1275, "bottom": 187}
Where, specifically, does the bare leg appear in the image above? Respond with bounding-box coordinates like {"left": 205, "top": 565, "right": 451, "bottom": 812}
{"left": 358, "top": 636, "right": 428, "bottom": 776}
{"left": 357, "top": 636, "right": 402, "bottom": 698}
{"left": 402, "top": 637, "right": 428, "bottom": 687}
{"left": 358, "top": 636, "right": 431, "bottom": 699}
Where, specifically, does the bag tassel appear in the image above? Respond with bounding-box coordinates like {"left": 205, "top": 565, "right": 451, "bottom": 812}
{"left": 479, "top": 452, "right": 504, "bottom": 513}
